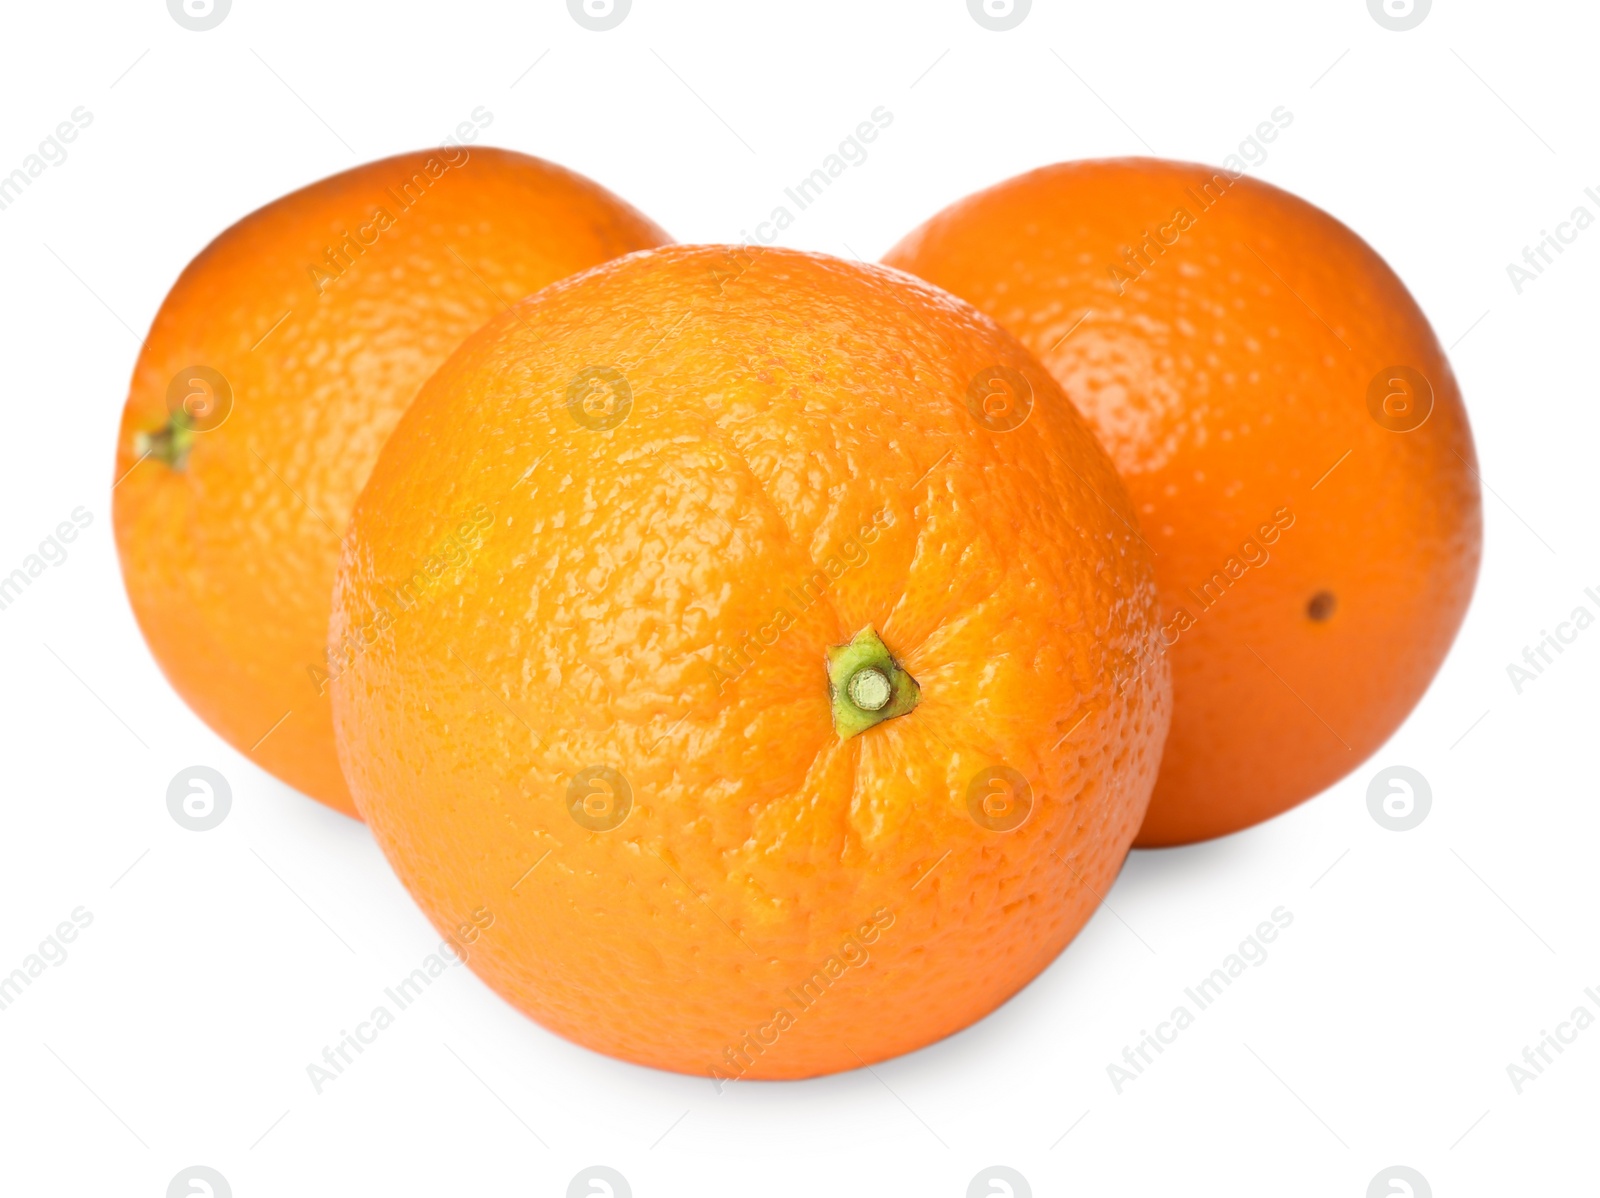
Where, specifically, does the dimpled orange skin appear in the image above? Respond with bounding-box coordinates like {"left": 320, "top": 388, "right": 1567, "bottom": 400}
{"left": 113, "top": 148, "right": 669, "bottom": 817}
{"left": 330, "top": 245, "right": 1170, "bottom": 1078}
{"left": 885, "top": 158, "right": 1482, "bottom": 846}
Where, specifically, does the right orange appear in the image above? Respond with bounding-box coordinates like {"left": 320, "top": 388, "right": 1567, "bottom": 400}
{"left": 885, "top": 158, "right": 1483, "bottom": 845}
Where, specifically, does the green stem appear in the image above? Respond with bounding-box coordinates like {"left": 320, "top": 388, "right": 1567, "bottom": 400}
{"left": 135, "top": 412, "right": 196, "bottom": 469}
{"left": 825, "top": 626, "right": 920, "bottom": 740}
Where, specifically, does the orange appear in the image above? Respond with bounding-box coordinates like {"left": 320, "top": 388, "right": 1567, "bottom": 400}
{"left": 885, "top": 157, "right": 1482, "bottom": 845}
{"left": 329, "top": 245, "right": 1171, "bottom": 1078}
{"left": 113, "top": 148, "right": 668, "bottom": 817}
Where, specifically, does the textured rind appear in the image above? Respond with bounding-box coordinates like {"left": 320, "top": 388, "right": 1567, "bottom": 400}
{"left": 112, "top": 148, "right": 670, "bottom": 816}
{"left": 331, "top": 245, "right": 1171, "bottom": 1078}
{"left": 885, "top": 157, "right": 1483, "bottom": 844}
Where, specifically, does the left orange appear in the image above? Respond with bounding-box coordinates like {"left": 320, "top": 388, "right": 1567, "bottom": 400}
{"left": 113, "top": 147, "right": 670, "bottom": 817}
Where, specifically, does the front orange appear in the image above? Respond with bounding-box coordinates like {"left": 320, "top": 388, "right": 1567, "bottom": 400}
{"left": 331, "top": 245, "right": 1170, "bottom": 1078}
{"left": 113, "top": 147, "right": 669, "bottom": 816}
{"left": 885, "top": 159, "right": 1482, "bottom": 845}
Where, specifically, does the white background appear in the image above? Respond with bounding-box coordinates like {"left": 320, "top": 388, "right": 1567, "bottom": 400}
{"left": 0, "top": 1, "right": 1594, "bottom": 1195}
